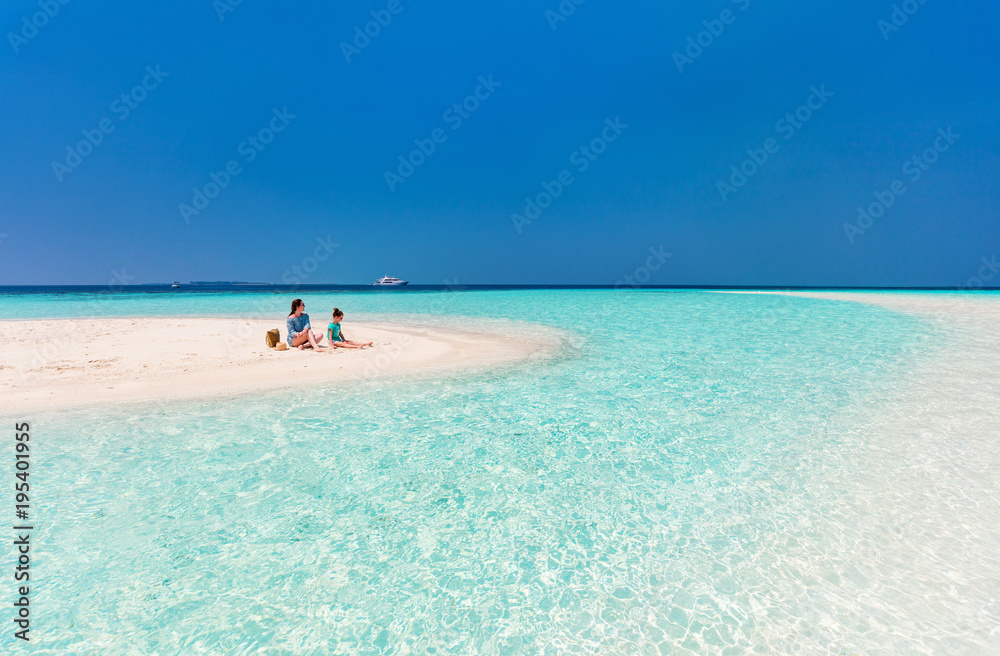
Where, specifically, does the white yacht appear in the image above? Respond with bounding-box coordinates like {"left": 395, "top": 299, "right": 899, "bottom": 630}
{"left": 373, "top": 275, "right": 408, "bottom": 286}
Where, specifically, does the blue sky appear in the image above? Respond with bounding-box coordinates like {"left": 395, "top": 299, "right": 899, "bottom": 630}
{"left": 1, "top": 0, "right": 997, "bottom": 286}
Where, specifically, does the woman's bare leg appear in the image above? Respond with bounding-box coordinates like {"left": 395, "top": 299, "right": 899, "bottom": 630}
{"left": 307, "top": 330, "right": 324, "bottom": 350}
{"left": 292, "top": 331, "right": 324, "bottom": 350}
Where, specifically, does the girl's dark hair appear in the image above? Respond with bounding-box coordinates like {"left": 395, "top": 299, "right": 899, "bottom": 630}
{"left": 289, "top": 299, "right": 303, "bottom": 316}
{"left": 332, "top": 308, "right": 343, "bottom": 318}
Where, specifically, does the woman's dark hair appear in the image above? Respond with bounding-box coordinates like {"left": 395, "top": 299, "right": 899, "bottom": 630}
{"left": 332, "top": 308, "right": 343, "bottom": 318}
{"left": 289, "top": 299, "right": 303, "bottom": 316}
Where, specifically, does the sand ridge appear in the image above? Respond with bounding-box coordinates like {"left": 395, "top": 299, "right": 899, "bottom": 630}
{"left": 1, "top": 317, "right": 556, "bottom": 412}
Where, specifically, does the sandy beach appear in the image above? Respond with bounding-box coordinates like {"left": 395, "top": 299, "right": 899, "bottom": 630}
{"left": 1, "top": 317, "right": 557, "bottom": 412}
{"left": 721, "top": 289, "right": 1000, "bottom": 331}
{"left": 713, "top": 291, "right": 1000, "bottom": 651}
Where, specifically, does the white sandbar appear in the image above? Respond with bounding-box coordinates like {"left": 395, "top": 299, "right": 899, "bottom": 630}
{"left": 1, "top": 318, "right": 556, "bottom": 411}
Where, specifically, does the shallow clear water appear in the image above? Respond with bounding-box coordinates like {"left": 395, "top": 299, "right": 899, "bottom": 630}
{"left": 4, "top": 290, "right": 998, "bottom": 654}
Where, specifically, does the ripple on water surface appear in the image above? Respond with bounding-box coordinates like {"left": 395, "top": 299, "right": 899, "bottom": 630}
{"left": 10, "top": 291, "right": 1000, "bottom": 654}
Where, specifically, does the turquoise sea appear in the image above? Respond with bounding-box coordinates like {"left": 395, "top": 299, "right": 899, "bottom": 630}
{"left": 3, "top": 289, "right": 998, "bottom": 654}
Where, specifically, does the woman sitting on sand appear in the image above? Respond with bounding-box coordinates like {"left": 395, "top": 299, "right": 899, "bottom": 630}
{"left": 286, "top": 299, "right": 325, "bottom": 350}
{"left": 327, "top": 308, "right": 373, "bottom": 349}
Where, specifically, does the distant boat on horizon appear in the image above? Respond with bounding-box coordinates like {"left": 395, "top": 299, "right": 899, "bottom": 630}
{"left": 373, "top": 275, "right": 408, "bottom": 286}
{"left": 171, "top": 281, "right": 180, "bottom": 288}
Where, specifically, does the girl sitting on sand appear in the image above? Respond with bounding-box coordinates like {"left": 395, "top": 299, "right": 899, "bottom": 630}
{"left": 287, "top": 299, "right": 325, "bottom": 350}
{"left": 327, "top": 308, "right": 373, "bottom": 349}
